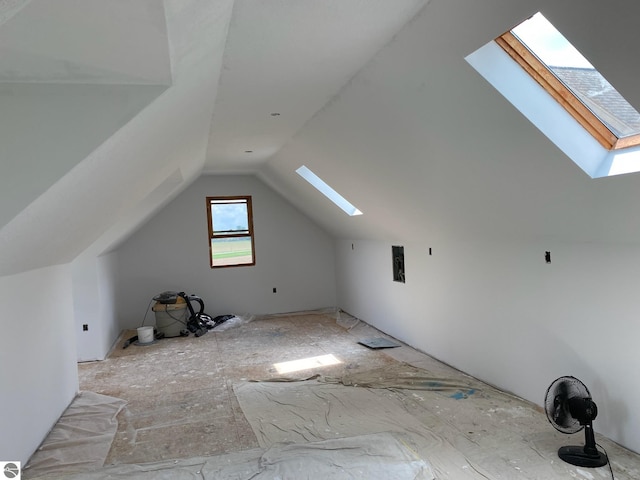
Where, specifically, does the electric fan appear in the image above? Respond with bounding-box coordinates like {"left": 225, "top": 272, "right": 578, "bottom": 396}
{"left": 544, "top": 376, "right": 608, "bottom": 468}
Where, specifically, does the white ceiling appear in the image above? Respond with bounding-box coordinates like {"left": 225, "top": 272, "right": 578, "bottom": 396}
{"left": 0, "top": 0, "right": 171, "bottom": 84}
{"left": 4, "top": 0, "right": 640, "bottom": 276}
{"left": 0, "top": 0, "right": 31, "bottom": 27}
{"left": 0, "top": 0, "right": 428, "bottom": 274}
{"left": 0, "top": 0, "right": 171, "bottom": 232}
{"left": 204, "top": 0, "right": 428, "bottom": 172}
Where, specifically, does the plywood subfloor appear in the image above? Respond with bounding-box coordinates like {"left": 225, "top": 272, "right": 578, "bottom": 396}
{"left": 28, "top": 310, "right": 640, "bottom": 479}
{"left": 78, "top": 311, "right": 398, "bottom": 465}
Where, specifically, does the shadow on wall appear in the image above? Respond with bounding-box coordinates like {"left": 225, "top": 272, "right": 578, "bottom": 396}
{"left": 591, "top": 376, "right": 629, "bottom": 446}
{"left": 534, "top": 327, "right": 627, "bottom": 441}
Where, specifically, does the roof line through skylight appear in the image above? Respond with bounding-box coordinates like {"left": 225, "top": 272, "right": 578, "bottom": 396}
{"left": 465, "top": 11, "right": 640, "bottom": 178}
{"left": 502, "top": 12, "right": 640, "bottom": 148}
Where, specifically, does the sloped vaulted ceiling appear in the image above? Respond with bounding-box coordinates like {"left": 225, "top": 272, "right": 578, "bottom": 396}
{"left": 259, "top": 0, "right": 640, "bottom": 244}
{"left": 204, "top": 0, "right": 429, "bottom": 172}
{"left": 0, "top": 0, "right": 171, "bottom": 229}
{"left": 5, "top": 0, "right": 640, "bottom": 276}
{"left": 0, "top": 0, "right": 232, "bottom": 275}
{"left": 0, "top": 0, "right": 429, "bottom": 275}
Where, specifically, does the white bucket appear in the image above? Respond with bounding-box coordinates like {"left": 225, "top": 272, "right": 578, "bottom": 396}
{"left": 137, "top": 326, "right": 155, "bottom": 344}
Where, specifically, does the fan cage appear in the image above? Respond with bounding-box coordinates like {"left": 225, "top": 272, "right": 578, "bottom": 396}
{"left": 544, "top": 376, "right": 590, "bottom": 434}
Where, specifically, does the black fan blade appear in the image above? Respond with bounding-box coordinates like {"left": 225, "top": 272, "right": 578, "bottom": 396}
{"left": 557, "top": 379, "right": 569, "bottom": 397}
{"left": 553, "top": 394, "right": 572, "bottom": 427}
{"left": 552, "top": 380, "right": 572, "bottom": 426}
{"left": 545, "top": 377, "right": 582, "bottom": 434}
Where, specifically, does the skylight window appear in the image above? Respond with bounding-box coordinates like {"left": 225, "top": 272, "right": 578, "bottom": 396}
{"left": 497, "top": 12, "right": 640, "bottom": 150}
{"left": 465, "top": 12, "right": 640, "bottom": 178}
{"left": 296, "top": 166, "right": 362, "bottom": 216}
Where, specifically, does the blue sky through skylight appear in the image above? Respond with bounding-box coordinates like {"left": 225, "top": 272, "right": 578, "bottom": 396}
{"left": 509, "top": 12, "right": 640, "bottom": 141}
{"left": 465, "top": 10, "right": 640, "bottom": 178}
{"left": 512, "top": 13, "right": 592, "bottom": 68}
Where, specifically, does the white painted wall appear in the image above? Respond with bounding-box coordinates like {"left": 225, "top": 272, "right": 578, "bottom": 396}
{"left": 4, "top": 0, "right": 640, "bottom": 464}
{"left": 262, "top": 1, "right": 640, "bottom": 455}
{"left": 73, "top": 252, "right": 121, "bottom": 362}
{"left": 96, "top": 252, "right": 121, "bottom": 357}
{"left": 336, "top": 238, "right": 640, "bottom": 454}
{"left": 72, "top": 254, "right": 103, "bottom": 362}
{"left": 0, "top": 0, "right": 234, "bottom": 277}
{"left": 0, "top": 265, "right": 78, "bottom": 464}
{"left": 113, "top": 174, "right": 336, "bottom": 330}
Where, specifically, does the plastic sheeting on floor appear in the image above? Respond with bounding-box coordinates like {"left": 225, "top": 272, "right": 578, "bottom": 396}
{"left": 234, "top": 379, "right": 492, "bottom": 478}
{"left": 234, "top": 380, "right": 436, "bottom": 448}
{"left": 27, "top": 365, "right": 640, "bottom": 479}
{"left": 36, "top": 433, "right": 433, "bottom": 480}
{"left": 23, "top": 391, "right": 126, "bottom": 479}
{"left": 256, "top": 361, "right": 484, "bottom": 393}
{"left": 234, "top": 368, "right": 629, "bottom": 479}
{"left": 206, "top": 433, "right": 434, "bottom": 479}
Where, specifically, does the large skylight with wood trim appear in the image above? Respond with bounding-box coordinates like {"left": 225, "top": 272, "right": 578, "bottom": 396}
{"left": 497, "top": 12, "right": 640, "bottom": 151}
{"left": 465, "top": 12, "right": 640, "bottom": 178}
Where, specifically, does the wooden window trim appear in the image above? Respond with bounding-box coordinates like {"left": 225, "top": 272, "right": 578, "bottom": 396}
{"left": 613, "top": 132, "right": 640, "bottom": 150}
{"left": 206, "top": 195, "right": 255, "bottom": 268}
{"left": 495, "top": 31, "right": 638, "bottom": 151}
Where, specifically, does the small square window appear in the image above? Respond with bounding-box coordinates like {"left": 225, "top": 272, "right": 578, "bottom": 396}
{"left": 206, "top": 196, "right": 255, "bottom": 268}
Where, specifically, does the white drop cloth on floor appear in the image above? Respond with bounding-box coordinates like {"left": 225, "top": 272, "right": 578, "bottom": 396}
{"left": 23, "top": 391, "right": 126, "bottom": 479}
{"left": 36, "top": 434, "right": 433, "bottom": 480}
{"left": 233, "top": 372, "right": 621, "bottom": 479}
{"left": 205, "top": 433, "right": 434, "bottom": 479}
{"left": 234, "top": 380, "right": 432, "bottom": 448}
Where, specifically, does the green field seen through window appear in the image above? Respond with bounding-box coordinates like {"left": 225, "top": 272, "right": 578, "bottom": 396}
{"left": 211, "top": 238, "right": 252, "bottom": 260}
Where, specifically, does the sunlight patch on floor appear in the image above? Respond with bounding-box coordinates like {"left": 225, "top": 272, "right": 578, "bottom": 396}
{"left": 274, "top": 354, "right": 342, "bottom": 374}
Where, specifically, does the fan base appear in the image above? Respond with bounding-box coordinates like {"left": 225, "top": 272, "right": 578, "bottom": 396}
{"left": 558, "top": 445, "right": 608, "bottom": 468}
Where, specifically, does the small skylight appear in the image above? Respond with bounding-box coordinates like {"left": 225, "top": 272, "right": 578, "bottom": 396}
{"left": 296, "top": 165, "right": 363, "bottom": 216}
{"left": 465, "top": 11, "right": 640, "bottom": 178}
